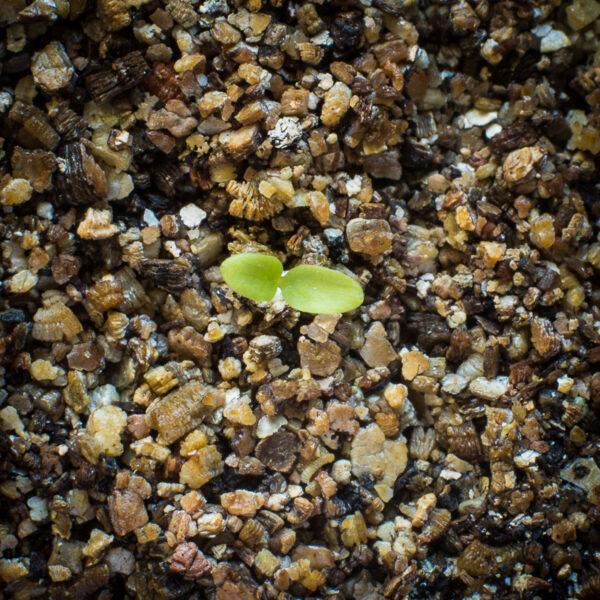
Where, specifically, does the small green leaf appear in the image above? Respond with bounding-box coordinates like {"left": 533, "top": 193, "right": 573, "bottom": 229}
{"left": 280, "top": 265, "right": 364, "bottom": 314}
{"left": 221, "top": 253, "right": 283, "bottom": 303}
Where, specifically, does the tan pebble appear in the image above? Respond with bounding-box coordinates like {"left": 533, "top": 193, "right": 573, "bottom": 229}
{"left": 281, "top": 87, "right": 310, "bottom": 117}
{"left": 77, "top": 208, "right": 119, "bottom": 240}
{"left": 427, "top": 174, "right": 450, "bottom": 193}
{"left": 567, "top": 0, "right": 600, "bottom": 29}
{"left": 145, "top": 381, "right": 219, "bottom": 445}
{"left": 479, "top": 241, "right": 505, "bottom": 267}
{"left": 531, "top": 317, "right": 561, "bottom": 357}
{"left": 87, "top": 406, "right": 127, "bottom": 457}
{"left": 218, "top": 357, "right": 242, "bottom": 380}
{"left": 212, "top": 19, "right": 241, "bottom": 45}
{"left": 351, "top": 423, "right": 407, "bottom": 503}
{"left": 551, "top": 519, "right": 577, "bottom": 544}
{"left": 221, "top": 490, "right": 265, "bottom": 517}
{"left": 255, "top": 549, "right": 280, "bottom": 577}
{"left": 180, "top": 490, "right": 206, "bottom": 515}
{"left": 0, "top": 178, "right": 33, "bottom": 206}
{"left": 321, "top": 81, "right": 351, "bottom": 127}
{"left": 359, "top": 321, "right": 397, "bottom": 368}
{"left": 340, "top": 512, "right": 368, "bottom": 547}
{"left": 401, "top": 350, "right": 430, "bottom": 381}
{"left": 307, "top": 191, "right": 329, "bottom": 225}
{"left": 297, "top": 336, "right": 341, "bottom": 377}
{"left": 83, "top": 528, "right": 114, "bottom": 559}
{"left": 127, "top": 415, "right": 150, "bottom": 439}
{"left": 346, "top": 218, "right": 392, "bottom": 256}
{"left": 384, "top": 383, "right": 408, "bottom": 409}
{"left": 412, "top": 493, "right": 437, "bottom": 528}
{"left": 502, "top": 146, "right": 544, "bottom": 183}
{"left": 530, "top": 214, "right": 555, "bottom": 249}
{"left": 108, "top": 490, "right": 149, "bottom": 537}
{"left": 179, "top": 445, "right": 223, "bottom": 489}
{"left": 31, "top": 41, "right": 74, "bottom": 94}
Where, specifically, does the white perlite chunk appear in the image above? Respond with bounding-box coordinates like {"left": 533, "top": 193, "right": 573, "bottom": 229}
{"left": 331, "top": 459, "right": 352, "bottom": 484}
{"left": 180, "top": 204, "right": 207, "bottom": 228}
{"left": 0, "top": 406, "right": 26, "bottom": 437}
{"left": 376, "top": 516, "right": 416, "bottom": 559}
{"left": 460, "top": 109, "right": 498, "bottom": 128}
{"left": 268, "top": 117, "right": 303, "bottom": 148}
{"left": 469, "top": 376, "right": 509, "bottom": 400}
{"left": 223, "top": 389, "right": 256, "bottom": 426}
{"left": 533, "top": 25, "right": 571, "bottom": 53}
{"left": 8, "top": 270, "right": 37, "bottom": 294}
{"left": 37, "top": 201, "right": 54, "bottom": 220}
{"left": 27, "top": 496, "right": 48, "bottom": 521}
{"left": 345, "top": 175, "right": 362, "bottom": 196}
{"left": 456, "top": 353, "right": 484, "bottom": 380}
{"left": 106, "top": 171, "right": 134, "bottom": 201}
{"left": 514, "top": 450, "right": 540, "bottom": 469}
{"left": 441, "top": 373, "right": 468, "bottom": 394}
{"left": 31, "top": 41, "right": 74, "bottom": 94}
{"left": 256, "top": 415, "right": 288, "bottom": 438}
{"left": 218, "top": 357, "right": 242, "bottom": 380}
{"left": 89, "top": 384, "right": 120, "bottom": 412}
{"left": 131, "top": 437, "right": 171, "bottom": 462}
{"left": 0, "top": 91, "right": 13, "bottom": 113}
{"left": 143, "top": 209, "right": 159, "bottom": 227}
{"left": 486, "top": 123, "right": 502, "bottom": 138}
{"left": 106, "top": 547, "right": 136, "bottom": 575}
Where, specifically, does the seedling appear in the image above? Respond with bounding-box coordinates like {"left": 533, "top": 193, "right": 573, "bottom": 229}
{"left": 220, "top": 253, "right": 364, "bottom": 314}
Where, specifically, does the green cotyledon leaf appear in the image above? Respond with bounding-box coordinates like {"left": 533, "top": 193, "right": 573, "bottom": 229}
{"left": 279, "top": 265, "right": 364, "bottom": 314}
{"left": 220, "top": 253, "right": 283, "bottom": 303}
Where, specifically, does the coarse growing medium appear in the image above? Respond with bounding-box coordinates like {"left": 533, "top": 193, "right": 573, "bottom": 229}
{"left": 1, "top": 1, "right": 600, "bottom": 599}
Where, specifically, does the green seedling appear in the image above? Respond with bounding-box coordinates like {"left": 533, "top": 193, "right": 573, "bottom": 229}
{"left": 280, "top": 264, "right": 364, "bottom": 314}
{"left": 220, "top": 253, "right": 283, "bottom": 302}
{"left": 220, "top": 253, "right": 364, "bottom": 314}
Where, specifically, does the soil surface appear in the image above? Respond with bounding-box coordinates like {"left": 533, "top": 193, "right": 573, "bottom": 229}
{"left": 1, "top": 1, "right": 600, "bottom": 599}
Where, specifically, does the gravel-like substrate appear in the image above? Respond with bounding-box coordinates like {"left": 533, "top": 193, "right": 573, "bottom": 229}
{"left": 1, "top": 0, "right": 600, "bottom": 598}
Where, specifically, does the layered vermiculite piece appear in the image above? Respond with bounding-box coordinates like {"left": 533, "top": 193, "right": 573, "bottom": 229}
{"left": 1, "top": 0, "right": 600, "bottom": 598}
